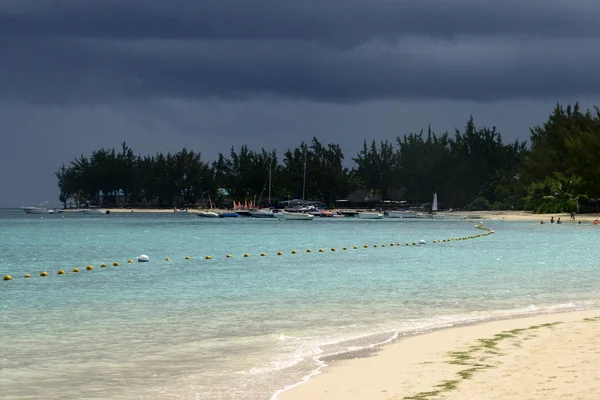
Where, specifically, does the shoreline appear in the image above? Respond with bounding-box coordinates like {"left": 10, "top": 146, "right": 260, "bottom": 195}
{"left": 60, "top": 208, "right": 600, "bottom": 223}
{"left": 277, "top": 308, "right": 600, "bottom": 400}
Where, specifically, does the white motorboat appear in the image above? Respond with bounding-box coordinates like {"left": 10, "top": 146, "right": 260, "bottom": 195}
{"left": 249, "top": 209, "right": 276, "bottom": 218}
{"left": 276, "top": 211, "right": 314, "bottom": 220}
{"left": 197, "top": 211, "right": 221, "bottom": 218}
{"left": 21, "top": 203, "right": 60, "bottom": 214}
{"left": 415, "top": 212, "right": 434, "bottom": 219}
{"left": 82, "top": 207, "right": 105, "bottom": 214}
{"left": 21, "top": 206, "right": 48, "bottom": 214}
{"left": 387, "top": 210, "right": 418, "bottom": 219}
{"left": 357, "top": 211, "right": 384, "bottom": 219}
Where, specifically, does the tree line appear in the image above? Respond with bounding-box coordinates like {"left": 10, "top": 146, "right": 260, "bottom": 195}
{"left": 55, "top": 103, "right": 600, "bottom": 212}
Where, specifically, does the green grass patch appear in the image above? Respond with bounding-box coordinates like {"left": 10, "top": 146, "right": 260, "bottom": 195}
{"left": 583, "top": 316, "right": 600, "bottom": 322}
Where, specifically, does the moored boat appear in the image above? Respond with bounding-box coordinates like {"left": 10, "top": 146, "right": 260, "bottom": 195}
{"left": 387, "top": 210, "right": 418, "bottom": 219}
{"left": 197, "top": 211, "right": 221, "bottom": 218}
{"left": 249, "top": 209, "right": 276, "bottom": 218}
{"left": 82, "top": 207, "right": 105, "bottom": 214}
{"left": 220, "top": 212, "right": 239, "bottom": 218}
{"left": 21, "top": 203, "right": 61, "bottom": 214}
{"left": 357, "top": 211, "right": 384, "bottom": 219}
{"left": 320, "top": 210, "right": 344, "bottom": 218}
{"left": 276, "top": 211, "right": 314, "bottom": 220}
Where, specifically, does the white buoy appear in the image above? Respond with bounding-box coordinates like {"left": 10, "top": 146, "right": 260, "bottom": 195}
{"left": 418, "top": 239, "right": 426, "bottom": 245}
{"left": 137, "top": 254, "right": 150, "bottom": 262}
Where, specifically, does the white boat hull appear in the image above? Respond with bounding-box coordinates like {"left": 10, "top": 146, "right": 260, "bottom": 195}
{"left": 197, "top": 211, "right": 220, "bottom": 218}
{"left": 387, "top": 211, "right": 418, "bottom": 219}
{"left": 82, "top": 209, "right": 105, "bottom": 214}
{"left": 357, "top": 212, "right": 384, "bottom": 219}
{"left": 21, "top": 206, "right": 56, "bottom": 214}
{"left": 249, "top": 210, "right": 276, "bottom": 218}
{"left": 276, "top": 211, "right": 314, "bottom": 220}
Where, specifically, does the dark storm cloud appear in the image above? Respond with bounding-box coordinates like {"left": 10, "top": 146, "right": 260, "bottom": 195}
{"left": 1, "top": 0, "right": 600, "bottom": 104}
{"left": 2, "top": 35, "right": 600, "bottom": 104}
{"left": 2, "top": 0, "right": 600, "bottom": 41}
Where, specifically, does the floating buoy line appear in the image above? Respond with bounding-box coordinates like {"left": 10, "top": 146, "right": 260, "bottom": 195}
{"left": 2, "top": 223, "right": 493, "bottom": 282}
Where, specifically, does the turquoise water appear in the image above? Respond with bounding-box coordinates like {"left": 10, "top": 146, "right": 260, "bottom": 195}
{"left": 1, "top": 211, "right": 600, "bottom": 399}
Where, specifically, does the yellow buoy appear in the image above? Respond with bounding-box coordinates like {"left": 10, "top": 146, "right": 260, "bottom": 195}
{"left": 331, "top": 248, "right": 336, "bottom": 251}
{"left": 319, "top": 249, "right": 324, "bottom": 253}
{"left": 101, "top": 263, "right": 107, "bottom": 268}
{"left": 291, "top": 250, "right": 297, "bottom": 254}
{"left": 343, "top": 247, "right": 348, "bottom": 250}
{"left": 40, "top": 272, "right": 48, "bottom": 276}
{"left": 185, "top": 256, "right": 190, "bottom": 260}
{"left": 364, "top": 245, "right": 368, "bottom": 248}
{"left": 260, "top": 253, "right": 267, "bottom": 257}
{"left": 244, "top": 254, "right": 249, "bottom": 257}
{"left": 406, "top": 243, "right": 410, "bottom": 246}
{"left": 353, "top": 246, "right": 358, "bottom": 249}
{"left": 113, "top": 262, "right": 119, "bottom": 266}
{"left": 3, "top": 275, "right": 12, "bottom": 281}
{"left": 58, "top": 270, "right": 66, "bottom": 275}
{"left": 205, "top": 255, "right": 212, "bottom": 260}
{"left": 373, "top": 244, "right": 378, "bottom": 248}
{"left": 72, "top": 268, "right": 79, "bottom": 273}
{"left": 226, "top": 254, "right": 232, "bottom": 258}
{"left": 306, "top": 249, "right": 311, "bottom": 253}
{"left": 397, "top": 243, "right": 402, "bottom": 246}
{"left": 433, "top": 240, "right": 437, "bottom": 243}
{"left": 127, "top": 259, "right": 133, "bottom": 263}
{"left": 390, "top": 243, "right": 394, "bottom": 247}
{"left": 412, "top": 242, "right": 416, "bottom": 246}
{"left": 86, "top": 266, "right": 93, "bottom": 271}
{"left": 165, "top": 258, "right": 170, "bottom": 261}
{"left": 277, "top": 252, "right": 283, "bottom": 255}
{"left": 381, "top": 244, "right": 385, "bottom": 247}
{"left": 24, "top": 273, "right": 31, "bottom": 278}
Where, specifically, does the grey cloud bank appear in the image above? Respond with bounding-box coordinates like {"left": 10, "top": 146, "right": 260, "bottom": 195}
{"left": 1, "top": 1, "right": 599, "bottom": 206}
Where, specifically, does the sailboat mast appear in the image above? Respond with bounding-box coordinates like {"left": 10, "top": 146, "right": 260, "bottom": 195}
{"left": 268, "top": 159, "right": 272, "bottom": 206}
{"left": 302, "top": 150, "right": 307, "bottom": 201}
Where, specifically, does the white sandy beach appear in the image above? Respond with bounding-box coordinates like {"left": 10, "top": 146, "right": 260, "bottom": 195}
{"left": 278, "top": 309, "right": 600, "bottom": 400}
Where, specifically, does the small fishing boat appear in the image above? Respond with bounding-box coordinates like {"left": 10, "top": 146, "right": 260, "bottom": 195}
{"left": 219, "top": 212, "right": 239, "bottom": 218}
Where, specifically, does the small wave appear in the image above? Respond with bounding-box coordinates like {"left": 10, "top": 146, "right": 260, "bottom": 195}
{"left": 269, "top": 356, "right": 326, "bottom": 400}
{"left": 269, "top": 300, "right": 600, "bottom": 400}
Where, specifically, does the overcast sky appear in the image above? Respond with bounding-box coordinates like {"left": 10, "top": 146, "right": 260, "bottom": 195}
{"left": 2, "top": 0, "right": 600, "bottom": 207}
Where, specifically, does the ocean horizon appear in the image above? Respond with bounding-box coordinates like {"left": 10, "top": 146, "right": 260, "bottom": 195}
{"left": 2, "top": 211, "right": 599, "bottom": 399}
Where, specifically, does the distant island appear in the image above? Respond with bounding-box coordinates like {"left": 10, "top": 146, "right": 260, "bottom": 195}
{"left": 56, "top": 102, "right": 599, "bottom": 214}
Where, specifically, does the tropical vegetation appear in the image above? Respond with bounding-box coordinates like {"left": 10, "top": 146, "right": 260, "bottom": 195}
{"left": 55, "top": 103, "right": 600, "bottom": 213}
